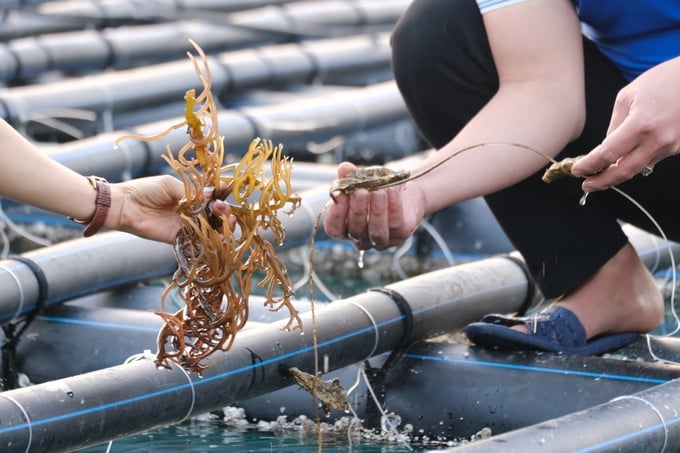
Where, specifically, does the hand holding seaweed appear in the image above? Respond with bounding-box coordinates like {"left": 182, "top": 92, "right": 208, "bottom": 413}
{"left": 116, "top": 40, "right": 301, "bottom": 374}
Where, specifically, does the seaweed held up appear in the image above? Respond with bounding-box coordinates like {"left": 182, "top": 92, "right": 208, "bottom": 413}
{"left": 115, "top": 40, "right": 302, "bottom": 374}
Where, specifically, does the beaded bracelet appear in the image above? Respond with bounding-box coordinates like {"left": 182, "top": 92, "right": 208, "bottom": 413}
{"left": 70, "top": 176, "right": 111, "bottom": 237}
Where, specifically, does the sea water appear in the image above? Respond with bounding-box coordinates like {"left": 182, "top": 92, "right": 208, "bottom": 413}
{"left": 80, "top": 419, "right": 426, "bottom": 452}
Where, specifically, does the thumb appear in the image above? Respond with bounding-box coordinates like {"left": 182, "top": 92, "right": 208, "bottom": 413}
{"left": 337, "top": 161, "right": 358, "bottom": 178}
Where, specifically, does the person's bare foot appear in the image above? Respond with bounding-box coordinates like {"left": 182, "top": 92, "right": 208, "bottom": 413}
{"left": 515, "top": 242, "right": 664, "bottom": 339}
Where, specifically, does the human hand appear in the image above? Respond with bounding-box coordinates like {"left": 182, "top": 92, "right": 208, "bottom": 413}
{"left": 323, "top": 162, "right": 424, "bottom": 250}
{"left": 570, "top": 57, "right": 680, "bottom": 191}
{"left": 108, "top": 175, "right": 235, "bottom": 244}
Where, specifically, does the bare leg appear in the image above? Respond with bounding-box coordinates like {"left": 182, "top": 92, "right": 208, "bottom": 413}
{"left": 513, "top": 243, "right": 664, "bottom": 338}
{"left": 559, "top": 243, "right": 664, "bottom": 338}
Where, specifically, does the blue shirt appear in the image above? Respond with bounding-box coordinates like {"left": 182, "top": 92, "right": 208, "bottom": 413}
{"left": 476, "top": 0, "right": 680, "bottom": 80}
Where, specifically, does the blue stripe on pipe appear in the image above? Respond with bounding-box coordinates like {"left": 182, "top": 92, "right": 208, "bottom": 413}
{"left": 37, "top": 316, "right": 160, "bottom": 333}
{"left": 403, "top": 353, "right": 670, "bottom": 385}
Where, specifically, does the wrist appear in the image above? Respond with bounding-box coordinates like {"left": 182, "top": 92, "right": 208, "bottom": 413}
{"left": 69, "top": 176, "right": 111, "bottom": 237}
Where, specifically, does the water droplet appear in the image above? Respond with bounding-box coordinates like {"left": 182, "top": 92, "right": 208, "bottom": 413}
{"left": 357, "top": 250, "right": 365, "bottom": 269}
{"left": 579, "top": 192, "right": 589, "bottom": 206}
{"left": 66, "top": 391, "right": 74, "bottom": 398}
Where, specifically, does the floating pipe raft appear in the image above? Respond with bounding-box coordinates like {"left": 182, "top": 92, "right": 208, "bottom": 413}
{"left": 0, "top": 0, "right": 408, "bottom": 42}
{"left": 0, "top": 225, "right": 677, "bottom": 451}
{"left": 0, "top": 21, "right": 288, "bottom": 83}
{"left": 42, "top": 81, "right": 409, "bottom": 181}
{"left": 0, "top": 252, "right": 543, "bottom": 451}
{"left": 17, "top": 298, "right": 680, "bottom": 446}
{"left": 36, "top": 0, "right": 410, "bottom": 31}
{"left": 11, "top": 269, "right": 680, "bottom": 441}
{"left": 34, "top": 0, "right": 301, "bottom": 19}
{"left": 1, "top": 33, "right": 394, "bottom": 132}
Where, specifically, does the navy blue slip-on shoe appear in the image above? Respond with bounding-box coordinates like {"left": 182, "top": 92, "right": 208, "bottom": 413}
{"left": 465, "top": 305, "right": 638, "bottom": 356}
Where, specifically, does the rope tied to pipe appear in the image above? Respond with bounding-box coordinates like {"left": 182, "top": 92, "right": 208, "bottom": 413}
{"left": 1, "top": 255, "right": 48, "bottom": 390}
{"left": 363, "top": 286, "right": 414, "bottom": 429}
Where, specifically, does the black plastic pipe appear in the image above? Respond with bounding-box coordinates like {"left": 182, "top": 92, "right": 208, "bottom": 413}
{"left": 35, "top": 0, "right": 300, "bottom": 20}
{"left": 16, "top": 291, "right": 297, "bottom": 382}
{"left": 36, "top": 0, "right": 409, "bottom": 31}
{"left": 0, "top": 232, "right": 175, "bottom": 325}
{"left": 1, "top": 0, "right": 407, "bottom": 41}
{"left": 1, "top": 21, "right": 283, "bottom": 83}
{"left": 44, "top": 80, "right": 408, "bottom": 181}
{"left": 1, "top": 33, "right": 393, "bottom": 132}
{"left": 0, "top": 10, "right": 83, "bottom": 41}
{"left": 237, "top": 338, "right": 680, "bottom": 438}
{"left": 0, "top": 251, "right": 544, "bottom": 451}
{"left": 385, "top": 341, "right": 680, "bottom": 441}
{"left": 445, "top": 375, "right": 680, "bottom": 452}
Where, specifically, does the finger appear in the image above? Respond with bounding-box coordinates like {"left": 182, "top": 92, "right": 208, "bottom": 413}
{"left": 580, "top": 165, "right": 630, "bottom": 192}
{"left": 329, "top": 162, "right": 358, "bottom": 202}
{"left": 580, "top": 143, "right": 655, "bottom": 192}
{"left": 337, "top": 161, "right": 357, "bottom": 178}
{"left": 209, "top": 199, "right": 231, "bottom": 218}
{"left": 606, "top": 90, "right": 631, "bottom": 136}
{"left": 209, "top": 200, "right": 237, "bottom": 231}
{"left": 569, "top": 142, "right": 622, "bottom": 177}
{"left": 571, "top": 116, "right": 639, "bottom": 177}
{"left": 386, "top": 187, "right": 407, "bottom": 242}
{"left": 366, "top": 190, "right": 389, "bottom": 249}
{"left": 346, "top": 188, "right": 370, "bottom": 242}
{"left": 323, "top": 193, "right": 350, "bottom": 239}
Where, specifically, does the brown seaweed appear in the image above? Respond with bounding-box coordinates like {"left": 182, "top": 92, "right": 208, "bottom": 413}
{"left": 115, "top": 40, "right": 301, "bottom": 374}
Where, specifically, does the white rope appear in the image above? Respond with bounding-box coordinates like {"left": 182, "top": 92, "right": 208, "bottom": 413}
{"left": 0, "top": 262, "right": 26, "bottom": 324}
{"left": 0, "top": 217, "right": 9, "bottom": 258}
{"left": 347, "top": 301, "right": 380, "bottom": 360}
{"left": 123, "top": 351, "right": 196, "bottom": 424}
{"left": 610, "top": 394, "right": 667, "bottom": 453}
{"left": 345, "top": 367, "right": 364, "bottom": 448}
{"left": 360, "top": 367, "right": 412, "bottom": 451}
{"left": 0, "top": 201, "right": 51, "bottom": 248}
{"left": 419, "top": 218, "right": 456, "bottom": 266}
{"left": 292, "top": 246, "right": 337, "bottom": 301}
{"left": 104, "top": 351, "right": 196, "bottom": 452}
{"left": 0, "top": 393, "right": 32, "bottom": 453}
{"left": 115, "top": 139, "right": 134, "bottom": 181}
{"left": 170, "top": 361, "right": 197, "bottom": 424}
